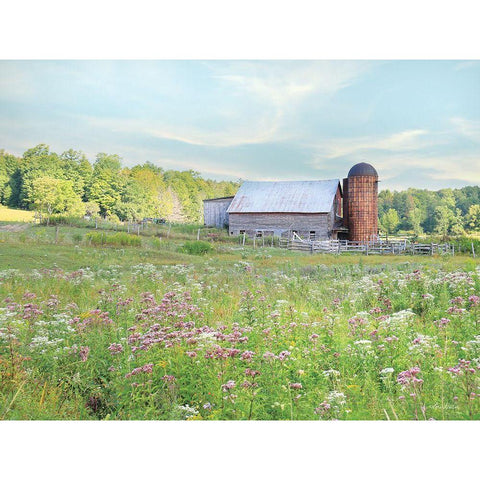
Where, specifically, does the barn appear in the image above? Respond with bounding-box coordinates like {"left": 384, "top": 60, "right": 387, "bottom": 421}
{"left": 227, "top": 179, "right": 343, "bottom": 240}
{"left": 203, "top": 162, "right": 379, "bottom": 242}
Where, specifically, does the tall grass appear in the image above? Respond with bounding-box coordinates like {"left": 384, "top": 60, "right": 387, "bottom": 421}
{"left": 85, "top": 231, "right": 142, "bottom": 247}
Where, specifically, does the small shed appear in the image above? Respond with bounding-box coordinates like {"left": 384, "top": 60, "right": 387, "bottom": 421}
{"left": 203, "top": 196, "right": 234, "bottom": 228}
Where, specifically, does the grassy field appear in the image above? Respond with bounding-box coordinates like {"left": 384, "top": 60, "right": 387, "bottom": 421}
{"left": 0, "top": 206, "right": 35, "bottom": 222}
{"left": 1, "top": 222, "right": 480, "bottom": 420}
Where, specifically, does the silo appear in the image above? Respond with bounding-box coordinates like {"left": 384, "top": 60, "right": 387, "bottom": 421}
{"left": 345, "top": 162, "right": 378, "bottom": 242}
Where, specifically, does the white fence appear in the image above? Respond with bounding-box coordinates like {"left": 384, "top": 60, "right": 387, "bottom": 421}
{"left": 279, "top": 236, "right": 455, "bottom": 256}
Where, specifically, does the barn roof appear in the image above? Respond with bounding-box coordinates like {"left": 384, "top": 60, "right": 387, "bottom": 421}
{"left": 227, "top": 179, "right": 340, "bottom": 214}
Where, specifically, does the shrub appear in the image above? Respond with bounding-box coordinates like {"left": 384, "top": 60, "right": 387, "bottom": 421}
{"left": 85, "top": 231, "right": 142, "bottom": 247}
{"left": 179, "top": 240, "right": 214, "bottom": 255}
{"left": 72, "top": 232, "right": 83, "bottom": 243}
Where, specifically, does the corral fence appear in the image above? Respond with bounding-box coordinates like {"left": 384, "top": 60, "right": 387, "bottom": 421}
{"left": 279, "top": 235, "right": 456, "bottom": 256}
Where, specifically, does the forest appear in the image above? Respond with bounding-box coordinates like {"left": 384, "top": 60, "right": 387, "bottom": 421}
{"left": 0, "top": 145, "right": 239, "bottom": 223}
{"left": 1, "top": 144, "right": 480, "bottom": 235}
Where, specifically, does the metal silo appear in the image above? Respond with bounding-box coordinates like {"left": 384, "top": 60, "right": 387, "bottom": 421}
{"left": 345, "top": 162, "right": 378, "bottom": 243}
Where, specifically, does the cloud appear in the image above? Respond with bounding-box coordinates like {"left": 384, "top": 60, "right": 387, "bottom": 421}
{"left": 453, "top": 60, "right": 479, "bottom": 71}
{"left": 310, "top": 129, "right": 435, "bottom": 162}
{"left": 450, "top": 117, "right": 480, "bottom": 143}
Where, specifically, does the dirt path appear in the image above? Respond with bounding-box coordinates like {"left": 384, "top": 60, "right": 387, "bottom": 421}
{"left": 0, "top": 223, "right": 30, "bottom": 232}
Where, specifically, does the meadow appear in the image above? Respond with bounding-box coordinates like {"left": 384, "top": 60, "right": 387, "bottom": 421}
{"left": 1, "top": 220, "right": 479, "bottom": 420}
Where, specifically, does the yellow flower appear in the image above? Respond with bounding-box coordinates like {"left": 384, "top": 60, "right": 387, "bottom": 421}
{"left": 157, "top": 360, "right": 167, "bottom": 368}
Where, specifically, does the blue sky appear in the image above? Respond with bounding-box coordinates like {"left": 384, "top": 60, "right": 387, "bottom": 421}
{"left": 0, "top": 60, "right": 479, "bottom": 190}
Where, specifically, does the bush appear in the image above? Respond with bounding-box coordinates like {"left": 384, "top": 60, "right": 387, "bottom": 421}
{"left": 72, "top": 232, "right": 83, "bottom": 243}
{"left": 179, "top": 240, "right": 214, "bottom": 255}
{"left": 85, "top": 231, "right": 142, "bottom": 247}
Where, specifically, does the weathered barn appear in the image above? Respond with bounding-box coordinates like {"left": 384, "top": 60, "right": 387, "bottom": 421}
{"left": 203, "top": 196, "right": 234, "bottom": 228}
{"left": 227, "top": 180, "right": 343, "bottom": 240}
{"left": 202, "top": 162, "right": 379, "bottom": 242}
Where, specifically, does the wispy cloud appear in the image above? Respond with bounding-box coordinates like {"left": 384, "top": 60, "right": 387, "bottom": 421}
{"left": 453, "top": 60, "right": 479, "bottom": 71}
{"left": 450, "top": 117, "right": 480, "bottom": 143}
{"left": 310, "top": 129, "right": 437, "bottom": 162}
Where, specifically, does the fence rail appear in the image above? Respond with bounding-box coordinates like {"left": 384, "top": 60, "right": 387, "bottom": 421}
{"left": 279, "top": 237, "right": 455, "bottom": 256}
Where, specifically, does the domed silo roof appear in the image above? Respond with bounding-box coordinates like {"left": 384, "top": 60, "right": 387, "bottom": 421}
{"left": 348, "top": 162, "right": 378, "bottom": 177}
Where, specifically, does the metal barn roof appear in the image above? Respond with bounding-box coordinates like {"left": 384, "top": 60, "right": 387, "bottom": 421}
{"left": 227, "top": 179, "right": 340, "bottom": 214}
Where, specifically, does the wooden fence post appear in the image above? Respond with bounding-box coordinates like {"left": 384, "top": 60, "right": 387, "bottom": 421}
{"left": 197, "top": 229, "right": 200, "bottom": 241}
{"left": 472, "top": 242, "right": 476, "bottom": 258}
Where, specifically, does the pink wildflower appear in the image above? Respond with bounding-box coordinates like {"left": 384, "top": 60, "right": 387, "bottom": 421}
{"left": 289, "top": 383, "right": 302, "bottom": 390}
{"left": 221, "top": 380, "right": 236, "bottom": 392}
{"left": 108, "top": 343, "right": 124, "bottom": 355}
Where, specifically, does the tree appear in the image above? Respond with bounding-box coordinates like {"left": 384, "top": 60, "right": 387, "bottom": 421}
{"left": 380, "top": 208, "right": 400, "bottom": 241}
{"left": 407, "top": 207, "right": 424, "bottom": 238}
{"left": 31, "top": 177, "right": 83, "bottom": 224}
{"left": 467, "top": 205, "right": 480, "bottom": 232}
{"left": 84, "top": 201, "right": 100, "bottom": 219}
{"left": 434, "top": 205, "right": 454, "bottom": 241}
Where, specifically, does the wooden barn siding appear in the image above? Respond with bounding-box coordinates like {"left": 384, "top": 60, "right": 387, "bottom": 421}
{"left": 203, "top": 198, "right": 233, "bottom": 228}
{"left": 229, "top": 211, "right": 336, "bottom": 239}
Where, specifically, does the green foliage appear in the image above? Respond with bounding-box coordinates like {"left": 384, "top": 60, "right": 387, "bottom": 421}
{"left": 467, "top": 205, "right": 480, "bottom": 231}
{"left": 380, "top": 208, "right": 400, "bottom": 239}
{"left": 85, "top": 231, "right": 142, "bottom": 246}
{"left": 379, "top": 188, "right": 480, "bottom": 236}
{"left": 0, "top": 145, "right": 240, "bottom": 224}
{"left": 31, "top": 176, "right": 84, "bottom": 221}
{"left": 179, "top": 240, "right": 214, "bottom": 255}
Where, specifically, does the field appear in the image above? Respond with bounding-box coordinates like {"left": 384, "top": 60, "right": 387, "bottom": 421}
{"left": 0, "top": 206, "right": 35, "bottom": 222}
{"left": 1, "top": 221, "right": 480, "bottom": 420}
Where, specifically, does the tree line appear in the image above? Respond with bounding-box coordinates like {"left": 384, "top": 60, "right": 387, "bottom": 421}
{"left": 378, "top": 187, "right": 480, "bottom": 239}
{"left": 1, "top": 144, "right": 479, "bottom": 234}
{"left": 0, "top": 145, "right": 239, "bottom": 223}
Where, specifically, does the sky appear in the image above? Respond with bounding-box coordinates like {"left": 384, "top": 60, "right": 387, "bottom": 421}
{"left": 0, "top": 60, "right": 479, "bottom": 191}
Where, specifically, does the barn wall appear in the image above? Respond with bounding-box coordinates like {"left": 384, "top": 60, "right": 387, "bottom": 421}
{"left": 203, "top": 198, "right": 233, "bottom": 228}
{"left": 229, "top": 211, "right": 336, "bottom": 239}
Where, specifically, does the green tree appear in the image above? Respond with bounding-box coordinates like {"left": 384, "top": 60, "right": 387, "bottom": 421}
{"left": 467, "top": 205, "right": 480, "bottom": 231}
{"left": 31, "top": 177, "right": 83, "bottom": 224}
{"left": 434, "top": 205, "right": 455, "bottom": 240}
{"left": 407, "top": 207, "right": 424, "bottom": 238}
{"left": 380, "top": 208, "right": 400, "bottom": 241}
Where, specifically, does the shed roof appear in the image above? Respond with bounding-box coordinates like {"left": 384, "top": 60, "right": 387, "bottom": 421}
{"left": 203, "top": 196, "right": 234, "bottom": 203}
{"left": 227, "top": 179, "right": 340, "bottom": 214}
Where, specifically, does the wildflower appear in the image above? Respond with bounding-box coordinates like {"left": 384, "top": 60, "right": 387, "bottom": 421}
{"left": 186, "top": 351, "right": 197, "bottom": 358}
{"left": 278, "top": 350, "right": 291, "bottom": 361}
{"left": 289, "top": 383, "right": 302, "bottom": 390}
{"left": 162, "top": 375, "right": 176, "bottom": 384}
{"left": 221, "top": 380, "right": 236, "bottom": 392}
{"left": 434, "top": 318, "right": 450, "bottom": 328}
{"left": 468, "top": 295, "right": 480, "bottom": 306}
{"left": 126, "top": 363, "right": 155, "bottom": 378}
{"left": 241, "top": 350, "right": 255, "bottom": 361}
{"left": 108, "top": 343, "right": 123, "bottom": 355}
{"left": 315, "top": 401, "right": 331, "bottom": 416}
{"left": 397, "top": 367, "right": 423, "bottom": 386}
